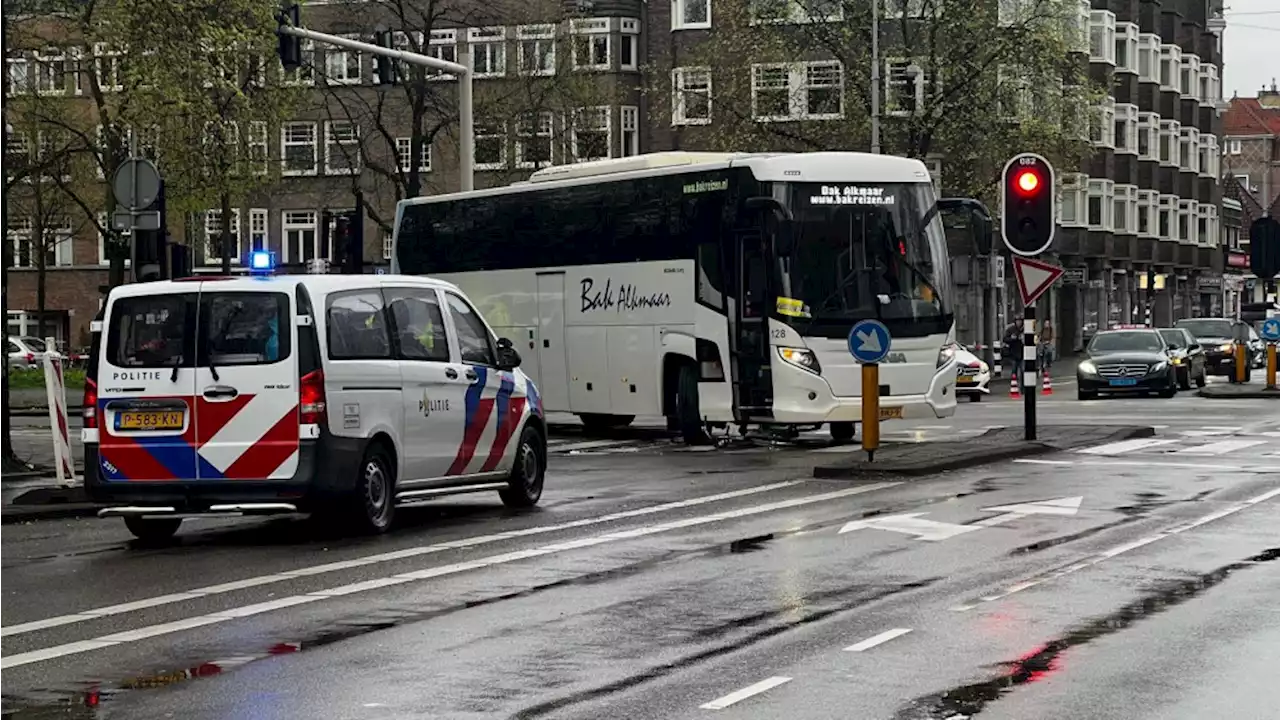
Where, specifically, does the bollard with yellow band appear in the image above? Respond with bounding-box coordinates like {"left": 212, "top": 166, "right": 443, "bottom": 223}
{"left": 1262, "top": 319, "right": 1280, "bottom": 390}
{"left": 848, "top": 319, "right": 893, "bottom": 462}
{"left": 1268, "top": 344, "right": 1277, "bottom": 390}
{"left": 1234, "top": 342, "right": 1248, "bottom": 384}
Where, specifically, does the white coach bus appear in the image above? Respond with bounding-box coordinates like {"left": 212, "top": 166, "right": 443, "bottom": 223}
{"left": 392, "top": 151, "right": 980, "bottom": 444}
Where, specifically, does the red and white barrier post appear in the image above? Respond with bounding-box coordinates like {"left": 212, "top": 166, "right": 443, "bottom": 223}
{"left": 42, "top": 337, "right": 77, "bottom": 486}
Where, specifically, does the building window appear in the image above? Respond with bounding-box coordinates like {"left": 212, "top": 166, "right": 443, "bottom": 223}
{"left": 672, "top": 67, "right": 712, "bottom": 125}
{"left": 1089, "top": 11, "right": 1116, "bottom": 65}
{"left": 469, "top": 27, "right": 506, "bottom": 78}
{"left": 516, "top": 112, "right": 553, "bottom": 168}
{"left": 673, "top": 0, "right": 710, "bottom": 29}
{"left": 325, "top": 36, "right": 362, "bottom": 85}
{"left": 1157, "top": 195, "right": 1176, "bottom": 239}
{"left": 1179, "top": 54, "right": 1198, "bottom": 99}
{"left": 1091, "top": 97, "right": 1115, "bottom": 149}
{"left": 203, "top": 209, "right": 242, "bottom": 266}
{"left": 754, "top": 61, "right": 844, "bottom": 121}
{"left": 1177, "top": 200, "right": 1194, "bottom": 243}
{"left": 282, "top": 210, "right": 319, "bottom": 264}
{"left": 7, "top": 54, "right": 30, "bottom": 95}
{"left": 8, "top": 218, "right": 32, "bottom": 267}
{"left": 751, "top": 0, "right": 843, "bottom": 24}
{"left": 620, "top": 105, "right": 639, "bottom": 156}
{"left": 1206, "top": 64, "right": 1219, "bottom": 104}
{"left": 1158, "top": 119, "right": 1180, "bottom": 167}
{"left": 1179, "top": 127, "right": 1198, "bottom": 173}
{"left": 382, "top": 231, "right": 394, "bottom": 261}
{"left": 1087, "top": 179, "right": 1114, "bottom": 232}
{"left": 89, "top": 43, "right": 123, "bottom": 93}
{"left": 1198, "top": 203, "right": 1217, "bottom": 247}
{"left": 1225, "top": 139, "right": 1241, "bottom": 155}
{"left": 1137, "top": 112, "right": 1159, "bottom": 161}
{"left": 620, "top": 19, "right": 639, "bottom": 70}
{"left": 1058, "top": 173, "right": 1088, "bottom": 227}
{"left": 324, "top": 121, "right": 360, "bottom": 175}
{"left": 281, "top": 121, "right": 317, "bottom": 176}
{"left": 997, "top": 65, "right": 1032, "bottom": 121}
{"left": 33, "top": 218, "right": 75, "bottom": 267}
{"left": 571, "top": 19, "right": 610, "bottom": 71}
{"left": 244, "top": 121, "right": 268, "bottom": 175}
{"left": 395, "top": 137, "right": 431, "bottom": 173}
{"left": 1136, "top": 190, "right": 1157, "bottom": 238}
{"left": 1137, "top": 34, "right": 1159, "bottom": 83}
{"left": 1113, "top": 184, "right": 1138, "bottom": 234}
{"left": 1198, "top": 63, "right": 1211, "bottom": 105}
{"left": 34, "top": 47, "right": 68, "bottom": 95}
{"left": 1159, "top": 44, "right": 1180, "bottom": 92}
{"left": 427, "top": 29, "right": 458, "bottom": 80}
{"left": 1114, "top": 103, "right": 1138, "bottom": 155}
{"left": 1071, "top": 0, "right": 1091, "bottom": 53}
{"left": 885, "top": 60, "right": 928, "bottom": 117}
{"left": 1200, "top": 135, "right": 1219, "bottom": 179}
{"left": 249, "top": 209, "right": 267, "bottom": 252}
{"left": 474, "top": 121, "right": 507, "bottom": 170}
{"left": 1234, "top": 173, "right": 1251, "bottom": 192}
{"left": 571, "top": 106, "right": 611, "bottom": 162}
{"left": 1115, "top": 22, "right": 1138, "bottom": 74}
{"left": 517, "top": 24, "right": 556, "bottom": 76}
{"left": 883, "top": 0, "right": 934, "bottom": 19}
{"left": 281, "top": 40, "right": 314, "bottom": 86}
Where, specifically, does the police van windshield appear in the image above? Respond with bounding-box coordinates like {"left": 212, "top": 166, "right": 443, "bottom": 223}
{"left": 776, "top": 182, "right": 952, "bottom": 337}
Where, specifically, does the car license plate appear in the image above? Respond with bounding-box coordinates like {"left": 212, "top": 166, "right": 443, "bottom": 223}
{"left": 115, "top": 410, "right": 184, "bottom": 431}
{"left": 957, "top": 378, "right": 977, "bottom": 385}
{"left": 1108, "top": 378, "right": 1138, "bottom": 387}
{"left": 879, "top": 406, "right": 904, "bottom": 420}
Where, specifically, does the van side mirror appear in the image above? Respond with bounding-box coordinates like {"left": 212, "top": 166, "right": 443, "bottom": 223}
{"left": 495, "top": 337, "right": 521, "bottom": 370}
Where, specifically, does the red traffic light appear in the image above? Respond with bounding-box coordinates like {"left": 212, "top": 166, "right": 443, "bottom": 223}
{"left": 1014, "top": 170, "right": 1040, "bottom": 195}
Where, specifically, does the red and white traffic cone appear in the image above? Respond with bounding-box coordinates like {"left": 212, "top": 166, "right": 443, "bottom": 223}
{"left": 1010, "top": 374, "right": 1020, "bottom": 398}
{"left": 1041, "top": 368, "right": 1053, "bottom": 395}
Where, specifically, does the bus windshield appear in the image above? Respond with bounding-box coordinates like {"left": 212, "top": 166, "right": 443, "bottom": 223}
{"left": 776, "top": 182, "right": 953, "bottom": 337}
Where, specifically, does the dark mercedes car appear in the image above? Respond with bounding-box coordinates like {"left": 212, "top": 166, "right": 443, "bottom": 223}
{"left": 1157, "top": 327, "right": 1207, "bottom": 390}
{"left": 1076, "top": 328, "right": 1178, "bottom": 400}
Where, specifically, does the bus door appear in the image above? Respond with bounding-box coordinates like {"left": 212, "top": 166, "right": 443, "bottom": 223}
{"left": 729, "top": 230, "right": 775, "bottom": 422}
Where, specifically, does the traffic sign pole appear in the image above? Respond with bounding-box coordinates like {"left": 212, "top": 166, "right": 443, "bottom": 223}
{"left": 1023, "top": 305, "right": 1037, "bottom": 441}
{"left": 849, "top": 319, "right": 892, "bottom": 461}
{"left": 1261, "top": 318, "right": 1280, "bottom": 389}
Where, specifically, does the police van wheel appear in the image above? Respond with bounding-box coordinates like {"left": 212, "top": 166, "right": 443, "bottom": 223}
{"left": 501, "top": 426, "right": 546, "bottom": 509}
{"left": 124, "top": 517, "right": 182, "bottom": 543}
{"left": 676, "top": 364, "right": 712, "bottom": 446}
{"left": 350, "top": 444, "right": 396, "bottom": 534}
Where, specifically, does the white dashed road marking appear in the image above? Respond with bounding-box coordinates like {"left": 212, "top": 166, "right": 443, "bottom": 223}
{"left": 844, "top": 628, "right": 912, "bottom": 652}
{"left": 700, "top": 676, "right": 793, "bottom": 710}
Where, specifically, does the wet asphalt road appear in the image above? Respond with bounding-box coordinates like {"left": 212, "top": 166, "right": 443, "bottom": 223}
{"left": 2, "top": 393, "right": 1279, "bottom": 719}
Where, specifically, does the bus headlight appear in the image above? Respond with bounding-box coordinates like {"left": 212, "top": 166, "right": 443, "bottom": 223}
{"left": 778, "top": 347, "right": 822, "bottom": 375}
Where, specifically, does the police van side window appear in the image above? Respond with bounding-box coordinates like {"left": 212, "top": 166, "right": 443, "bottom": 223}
{"left": 106, "top": 294, "right": 197, "bottom": 368}
{"left": 326, "top": 290, "right": 392, "bottom": 360}
{"left": 386, "top": 288, "right": 449, "bottom": 362}
{"left": 444, "top": 292, "right": 496, "bottom": 366}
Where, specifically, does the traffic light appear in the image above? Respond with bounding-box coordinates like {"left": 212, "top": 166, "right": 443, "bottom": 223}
{"left": 1250, "top": 217, "right": 1280, "bottom": 280}
{"left": 1000, "top": 153, "right": 1056, "bottom": 256}
{"left": 373, "top": 30, "right": 395, "bottom": 85}
{"left": 277, "top": 4, "right": 302, "bottom": 72}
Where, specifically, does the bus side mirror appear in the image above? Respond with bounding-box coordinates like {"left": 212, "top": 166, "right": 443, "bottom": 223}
{"left": 496, "top": 337, "right": 522, "bottom": 370}
{"left": 745, "top": 196, "right": 794, "bottom": 256}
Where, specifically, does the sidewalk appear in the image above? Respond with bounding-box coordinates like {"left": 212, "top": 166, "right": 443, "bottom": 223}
{"left": 987, "top": 354, "right": 1081, "bottom": 388}
{"left": 1197, "top": 382, "right": 1280, "bottom": 399}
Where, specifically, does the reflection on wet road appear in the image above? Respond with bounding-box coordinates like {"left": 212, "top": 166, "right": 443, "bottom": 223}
{"left": 2, "top": 398, "right": 1279, "bottom": 720}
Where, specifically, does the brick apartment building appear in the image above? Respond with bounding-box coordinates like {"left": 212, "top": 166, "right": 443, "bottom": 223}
{"left": 4, "top": 0, "right": 1234, "bottom": 353}
{"left": 1222, "top": 83, "right": 1280, "bottom": 307}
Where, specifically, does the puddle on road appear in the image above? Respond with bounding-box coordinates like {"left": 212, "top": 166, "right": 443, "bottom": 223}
{"left": 892, "top": 547, "right": 1280, "bottom": 720}
{"left": 1113, "top": 491, "right": 1171, "bottom": 517}
{"left": 728, "top": 533, "right": 775, "bottom": 553}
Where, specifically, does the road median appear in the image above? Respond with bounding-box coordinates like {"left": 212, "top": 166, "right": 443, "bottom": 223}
{"left": 812, "top": 425, "right": 1156, "bottom": 478}
{"left": 1196, "top": 383, "right": 1280, "bottom": 399}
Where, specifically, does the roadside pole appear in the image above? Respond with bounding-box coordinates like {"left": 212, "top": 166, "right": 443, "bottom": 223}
{"left": 276, "top": 21, "right": 475, "bottom": 192}
{"left": 1023, "top": 304, "right": 1037, "bottom": 440}
{"left": 849, "top": 319, "right": 893, "bottom": 462}
{"left": 1261, "top": 317, "right": 1280, "bottom": 389}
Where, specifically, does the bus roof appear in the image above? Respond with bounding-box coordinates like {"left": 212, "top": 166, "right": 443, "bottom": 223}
{"left": 397, "top": 151, "right": 933, "bottom": 209}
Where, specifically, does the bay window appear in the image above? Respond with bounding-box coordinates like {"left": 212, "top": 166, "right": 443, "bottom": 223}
{"left": 1179, "top": 54, "right": 1198, "bottom": 99}
{"left": 1136, "top": 190, "right": 1158, "bottom": 238}
{"left": 1137, "top": 112, "right": 1159, "bottom": 160}
{"left": 1206, "top": 64, "right": 1219, "bottom": 104}
{"left": 1114, "top": 103, "right": 1138, "bottom": 154}
{"left": 1087, "top": 179, "right": 1114, "bottom": 231}
{"left": 1090, "top": 10, "right": 1116, "bottom": 64}
{"left": 1138, "top": 34, "right": 1159, "bottom": 83}
{"left": 1115, "top": 23, "right": 1138, "bottom": 74}
{"left": 1177, "top": 200, "right": 1194, "bottom": 243}
{"left": 1179, "top": 127, "right": 1198, "bottom": 173}
{"left": 1199, "top": 204, "right": 1218, "bottom": 247}
{"left": 1058, "top": 173, "right": 1088, "bottom": 227}
{"left": 1092, "top": 97, "right": 1115, "bottom": 148}
{"left": 1159, "top": 44, "right": 1180, "bottom": 92}
{"left": 1200, "top": 135, "right": 1219, "bottom": 179}
{"left": 1113, "top": 184, "right": 1138, "bottom": 234}
{"left": 1158, "top": 119, "right": 1180, "bottom": 167}
{"left": 1158, "top": 195, "right": 1176, "bottom": 239}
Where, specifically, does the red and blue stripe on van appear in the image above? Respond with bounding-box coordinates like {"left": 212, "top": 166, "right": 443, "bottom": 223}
{"left": 448, "top": 368, "right": 535, "bottom": 475}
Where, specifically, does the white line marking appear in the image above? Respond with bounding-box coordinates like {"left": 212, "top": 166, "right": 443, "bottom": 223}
{"left": 1079, "top": 460, "right": 1280, "bottom": 473}
{"left": 1172, "top": 439, "right": 1268, "bottom": 455}
{"left": 0, "top": 481, "right": 808, "bottom": 638}
{"left": 699, "top": 677, "right": 793, "bottom": 710}
{"left": 955, "top": 486, "right": 1280, "bottom": 612}
{"left": 844, "top": 628, "right": 912, "bottom": 652}
{"left": 550, "top": 439, "right": 645, "bottom": 452}
{"left": 1013, "top": 458, "right": 1074, "bottom": 465}
{"left": 1199, "top": 426, "right": 1243, "bottom": 431}
{"left": 1077, "top": 438, "right": 1182, "bottom": 455}
{"left": 1, "top": 482, "right": 898, "bottom": 669}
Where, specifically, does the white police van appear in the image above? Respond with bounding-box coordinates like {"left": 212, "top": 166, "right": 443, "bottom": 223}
{"left": 82, "top": 272, "right": 547, "bottom": 541}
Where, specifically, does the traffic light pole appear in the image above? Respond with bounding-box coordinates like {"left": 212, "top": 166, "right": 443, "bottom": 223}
{"left": 277, "top": 25, "right": 474, "bottom": 192}
{"left": 1023, "top": 303, "right": 1037, "bottom": 441}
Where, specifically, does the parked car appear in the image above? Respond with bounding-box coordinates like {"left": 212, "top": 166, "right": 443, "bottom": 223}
{"left": 1157, "top": 327, "right": 1207, "bottom": 390}
{"left": 6, "top": 336, "right": 50, "bottom": 371}
{"left": 953, "top": 345, "right": 991, "bottom": 402}
{"left": 1076, "top": 328, "right": 1178, "bottom": 400}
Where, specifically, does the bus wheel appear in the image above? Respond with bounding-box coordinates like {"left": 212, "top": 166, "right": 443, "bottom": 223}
{"left": 829, "top": 422, "right": 856, "bottom": 443}
{"left": 675, "top": 364, "right": 712, "bottom": 446}
{"left": 579, "top": 413, "right": 635, "bottom": 432}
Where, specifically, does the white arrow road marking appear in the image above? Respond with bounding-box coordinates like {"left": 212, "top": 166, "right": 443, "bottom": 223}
{"left": 1173, "top": 439, "right": 1267, "bottom": 455}
{"left": 838, "top": 513, "right": 980, "bottom": 541}
{"left": 700, "top": 677, "right": 793, "bottom": 710}
{"left": 1077, "top": 437, "right": 1181, "bottom": 455}
{"left": 972, "top": 496, "right": 1084, "bottom": 527}
{"left": 856, "top": 329, "right": 882, "bottom": 353}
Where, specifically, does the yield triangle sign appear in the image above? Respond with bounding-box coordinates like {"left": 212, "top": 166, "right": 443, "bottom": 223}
{"left": 1012, "top": 255, "right": 1065, "bottom": 306}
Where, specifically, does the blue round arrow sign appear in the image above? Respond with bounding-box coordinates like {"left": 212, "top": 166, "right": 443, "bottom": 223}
{"left": 848, "top": 319, "right": 892, "bottom": 364}
{"left": 1261, "top": 318, "right": 1280, "bottom": 342}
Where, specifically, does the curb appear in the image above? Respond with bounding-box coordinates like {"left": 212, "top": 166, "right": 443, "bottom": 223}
{"left": 1196, "top": 388, "right": 1280, "bottom": 399}
{"left": 813, "top": 425, "right": 1155, "bottom": 479}
{"left": 2, "top": 503, "right": 104, "bottom": 524}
